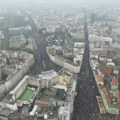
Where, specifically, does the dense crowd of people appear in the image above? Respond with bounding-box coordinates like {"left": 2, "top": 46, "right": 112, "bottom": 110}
{"left": 72, "top": 15, "right": 119, "bottom": 120}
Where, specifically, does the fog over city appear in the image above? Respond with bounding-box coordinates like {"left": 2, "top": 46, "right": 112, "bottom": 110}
{"left": 0, "top": 0, "right": 120, "bottom": 120}
{"left": 1, "top": 0, "right": 120, "bottom": 6}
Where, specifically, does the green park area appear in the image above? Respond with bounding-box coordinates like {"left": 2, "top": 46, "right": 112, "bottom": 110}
{"left": 19, "top": 88, "right": 33, "bottom": 101}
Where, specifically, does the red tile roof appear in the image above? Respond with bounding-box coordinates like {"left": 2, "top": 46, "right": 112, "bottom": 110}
{"left": 35, "top": 104, "right": 48, "bottom": 107}
{"left": 112, "top": 79, "right": 118, "bottom": 86}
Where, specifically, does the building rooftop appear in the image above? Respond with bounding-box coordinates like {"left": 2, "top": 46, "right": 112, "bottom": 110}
{"left": 90, "top": 41, "right": 120, "bottom": 114}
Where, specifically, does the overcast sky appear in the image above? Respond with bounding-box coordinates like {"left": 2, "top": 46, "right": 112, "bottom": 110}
{"left": 3, "top": 0, "right": 120, "bottom": 4}
{"left": 1, "top": 0, "right": 120, "bottom": 8}
{"left": 20, "top": 0, "right": 120, "bottom": 4}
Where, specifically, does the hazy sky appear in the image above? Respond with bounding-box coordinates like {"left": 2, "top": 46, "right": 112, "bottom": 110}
{"left": 21, "top": 0, "right": 120, "bottom": 4}
{"left": 1, "top": 0, "right": 120, "bottom": 8}
{"left": 3, "top": 0, "right": 120, "bottom": 4}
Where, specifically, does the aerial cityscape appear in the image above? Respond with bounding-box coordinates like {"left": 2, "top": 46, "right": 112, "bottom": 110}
{"left": 0, "top": 0, "right": 120, "bottom": 120}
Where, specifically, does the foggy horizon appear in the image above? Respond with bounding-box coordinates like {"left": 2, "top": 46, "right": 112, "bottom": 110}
{"left": 1, "top": 0, "right": 120, "bottom": 7}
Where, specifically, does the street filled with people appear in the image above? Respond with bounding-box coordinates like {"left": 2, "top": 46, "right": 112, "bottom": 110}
{"left": 72, "top": 14, "right": 119, "bottom": 120}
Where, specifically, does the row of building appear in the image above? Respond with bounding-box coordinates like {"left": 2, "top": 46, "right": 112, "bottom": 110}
{"left": 89, "top": 31, "right": 120, "bottom": 114}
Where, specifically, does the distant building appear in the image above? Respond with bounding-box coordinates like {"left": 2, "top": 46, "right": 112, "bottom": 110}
{"left": 9, "top": 34, "right": 26, "bottom": 49}
{"left": 8, "top": 25, "right": 32, "bottom": 35}
{"left": 0, "top": 31, "right": 4, "bottom": 50}
{"left": 0, "top": 31, "right": 4, "bottom": 39}
{"left": 89, "top": 34, "right": 113, "bottom": 44}
{"left": 46, "top": 25, "right": 56, "bottom": 33}
{"left": 69, "top": 27, "right": 84, "bottom": 40}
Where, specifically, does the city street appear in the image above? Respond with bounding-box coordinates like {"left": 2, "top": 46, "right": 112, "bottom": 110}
{"left": 24, "top": 12, "right": 61, "bottom": 72}
{"left": 72, "top": 14, "right": 119, "bottom": 120}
